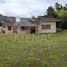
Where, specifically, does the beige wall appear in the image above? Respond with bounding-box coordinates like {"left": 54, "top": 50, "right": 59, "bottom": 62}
{"left": 5, "top": 26, "right": 13, "bottom": 34}
{"left": 17, "top": 26, "right": 38, "bottom": 34}
{"left": 4, "top": 22, "right": 56, "bottom": 34}
{"left": 38, "top": 22, "right": 56, "bottom": 33}
{"left": 17, "top": 26, "right": 30, "bottom": 34}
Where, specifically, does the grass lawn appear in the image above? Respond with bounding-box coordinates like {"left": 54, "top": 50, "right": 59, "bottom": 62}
{"left": 0, "top": 31, "right": 67, "bottom": 67}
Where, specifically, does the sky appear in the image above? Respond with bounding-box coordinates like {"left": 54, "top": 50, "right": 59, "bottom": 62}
{"left": 0, "top": 0, "right": 67, "bottom": 17}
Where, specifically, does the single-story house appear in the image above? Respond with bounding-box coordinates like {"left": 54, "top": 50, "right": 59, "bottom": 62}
{"left": 0, "top": 16, "right": 58, "bottom": 34}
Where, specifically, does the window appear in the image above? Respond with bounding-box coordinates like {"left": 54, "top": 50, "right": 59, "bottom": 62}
{"left": 42, "top": 25, "right": 51, "bottom": 29}
{"left": 0, "top": 23, "right": 2, "bottom": 26}
{"left": 21, "top": 26, "right": 28, "bottom": 30}
{"left": 8, "top": 26, "right": 11, "bottom": 30}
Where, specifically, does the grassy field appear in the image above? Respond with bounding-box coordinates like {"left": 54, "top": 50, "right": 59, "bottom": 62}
{"left": 0, "top": 31, "right": 67, "bottom": 67}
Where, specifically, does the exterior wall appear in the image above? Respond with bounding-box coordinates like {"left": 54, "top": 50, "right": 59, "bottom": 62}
{"left": 5, "top": 26, "right": 13, "bottom": 34}
{"left": 17, "top": 26, "right": 38, "bottom": 34}
{"left": 0, "top": 27, "right": 3, "bottom": 33}
{"left": 3, "top": 22, "right": 56, "bottom": 34}
{"left": 38, "top": 22, "right": 56, "bottom": 33}
{"left": 17, "top": 26, "right": 30, "bottom": 34}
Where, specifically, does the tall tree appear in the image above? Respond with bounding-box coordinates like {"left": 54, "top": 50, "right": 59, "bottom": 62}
{"left": 55, "top": 2, "right": 62, "bottom": 10}
{"left": 59, "top": 11, "right": 67, "bottom": 29}
{"left": 46, "top": 6, "right": 58, "bottom": 18}
{"left": 64, "top": 4, "right": 67, "bottom": 10}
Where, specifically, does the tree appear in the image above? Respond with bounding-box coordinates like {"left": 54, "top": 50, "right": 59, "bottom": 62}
{"left": 63, "top": 4, "right": 67, "bottom": 10}
{"left": 32, "top": 16, "right": 35, "bottom": 20}
{"left": 65, "top": 4, "right": 67, "bottom": 8}
{"left": 59, "top": 11, "right": 67, "bottom": 29}
{"left": 55, "top": 2, "right": 62, "bottom": 10}
{"left": 46, "top": 6, "right": 58, "bottom": 18}
{"left": 46, "top": 3, "right": 67, "bottom": 29}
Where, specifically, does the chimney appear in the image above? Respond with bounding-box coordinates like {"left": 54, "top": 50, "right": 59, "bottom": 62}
{"left": 16, "top": 17, "right": 20, "bottom": 22}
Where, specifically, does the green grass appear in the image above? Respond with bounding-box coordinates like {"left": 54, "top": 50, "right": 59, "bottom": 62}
{"left": 0, "top": 31, "right": 67, "bottom": 67}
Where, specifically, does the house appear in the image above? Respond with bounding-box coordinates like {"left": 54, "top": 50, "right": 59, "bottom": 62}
{"left": 35, "top": 16, "right": 58, "bottom": 33}
{"left": 0, "top": 16, "right": 58, "bottom": 34}
{"left": 0, "top": 17, "right": 16, "bottom": 34}
{"left": 14, "top": 18, "right": 37, "bottom": 34}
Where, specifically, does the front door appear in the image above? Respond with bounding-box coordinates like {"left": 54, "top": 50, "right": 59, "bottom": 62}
{"left": 30, "top": 26, "right": 36, "bottom": 34}
{"left": 13, "top": 27, "right": 17, "bottom": 34}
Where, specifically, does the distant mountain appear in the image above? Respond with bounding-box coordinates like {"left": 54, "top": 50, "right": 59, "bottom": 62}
{"left": 0, "top": 14, "right": 16, "bottom": 23}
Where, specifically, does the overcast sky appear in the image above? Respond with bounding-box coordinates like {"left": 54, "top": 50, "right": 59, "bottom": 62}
{"left": 0, "top": 0, "right": 66, "bottom": 17}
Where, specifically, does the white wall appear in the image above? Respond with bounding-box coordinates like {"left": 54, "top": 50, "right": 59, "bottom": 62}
{"left": 38, "top": 22, "right": 56, "bottom": 33}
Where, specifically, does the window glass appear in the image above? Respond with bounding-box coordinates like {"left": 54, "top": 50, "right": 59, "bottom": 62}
{"left": 8, "top": 26, "right": 11, "bottom": 30}
{"left": 42, "top": 25, "right": 51, "bottom": 29}
{"left": 21, "top": 26, "right": 28, "bottom": 30}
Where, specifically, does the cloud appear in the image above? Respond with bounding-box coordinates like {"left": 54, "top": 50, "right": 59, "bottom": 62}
{"left": 0, "top": 0, "right": 6, "bottom": 3}
{"left": 0, "top": 0, "right": 66, "bottom": 17}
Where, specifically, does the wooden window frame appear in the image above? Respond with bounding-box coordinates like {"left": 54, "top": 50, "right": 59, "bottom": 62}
{"left": 8, "top": 26, "right": 11, "bottom": 30}
{"left": 42, "top": 25, "right": 51, "bottom": 29}
{"left": 21, "top": 26, "right": 28, "bottom": 30}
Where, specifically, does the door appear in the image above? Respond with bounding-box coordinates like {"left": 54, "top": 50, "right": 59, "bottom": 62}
{"left": 30, "top": 26, "right": 36, "bottom": 34}
{"left": 13, "top": 26, "right": 17, "bottom": 34}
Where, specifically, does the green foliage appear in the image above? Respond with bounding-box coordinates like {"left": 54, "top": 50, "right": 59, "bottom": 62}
{"left": 55, "top": 2, "right": 63, "bottom": 10}
{"left": 46, "top": 6, "right": 58, "bottom": 18}
{"left": 45, "top": 2, "right": 67, "bottom": 29}
{"left": 56, "top": 29, "right": 62, "bottom": 32}
{"left": 57, "top": 10, "right": 67, "bottom": 29}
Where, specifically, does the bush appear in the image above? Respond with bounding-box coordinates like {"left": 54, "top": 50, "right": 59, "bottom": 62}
{"left": 56, "top": 28, "right": 62, "bottom": 32}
